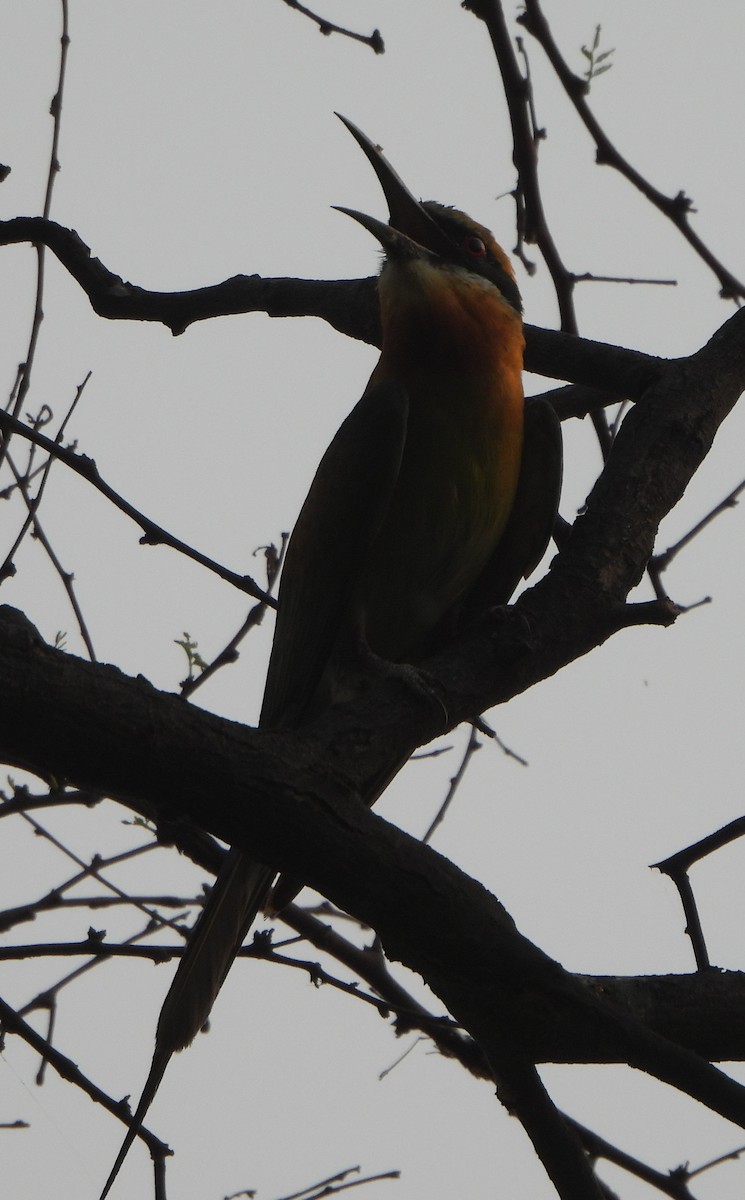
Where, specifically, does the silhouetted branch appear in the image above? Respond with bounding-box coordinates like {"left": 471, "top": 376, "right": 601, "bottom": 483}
{"left": 280, "top": 0, "right": 384, "bottom": 54}
{"left": 270, "top": 1164, "right": 400, "bottom": 1200}
{"left": 0, "top": 217, "right": 381, "bottom": 340}
{"left": 179, "top": 538, "right": 286, "bottom": 699}
{"left": 0, "top": 407, "right": 273, "bottom": 603}
{"left": 0, "top": 4, "right": 70, "bottom": 476}
{"left": 651, "top": 477, "right": 745, "bottom": 588}
{"left": 517, "top": 0, "right": 745, "bottom": 302}
{"left": 0, "top": 993, "right": 170, "bottom": 1165}
{"left": 0, "top": 217, "right": 665, "bottom": 403}
{"left": 654, "top": 817, "right": 745, "bottom": 970}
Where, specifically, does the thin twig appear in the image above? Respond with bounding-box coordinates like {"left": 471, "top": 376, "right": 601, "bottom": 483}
{"left": 464, "top": 0, "right": 613, "bottom": 461}
{"left": 180, "top": 536, "right": 287, "bottom": 698}
{"left": 1, "top": 368, "right": 91, "bottom": 584}
{"left": 273, "top": 1165, "right": 399, "bottom": 1200}
{"left": 0, "top": 407, "right": 272, "bottom": 603}
{"left": 518, "top": 0, "right": 745, "bottom": 301}
{"left": 280, "top": 905, "right": 489, "bottom": 1079}
{"left": 652, "top": 477, "right": 745, "bottom": 576}
{"left": 0, "top": 993, "right": 170, "bottom": 1166}
{"left": 686, "top": 1142, "right": 745, "bottom": 1180}
{"left": 280, "top": 0, "right": 384, "bottom": 53}
{"left": 2, "top": 385, "right": 97, "bottom": 658}
{"left": 572, "top": 272, "right": 677, "bottom": 287}
{"left": 567, "top": 1115, "right": 696, "bottom": 1200}
{"left": 0, "top": 785, "right": 102, "bottom": 819}
{"left": 16, "top": 810, "right": 188, "bottom": 938}
{"left": 0, "top": 0, "right": 70, "bottom": 474}
{"left": 653, "top": 817, "right": 745, "bottom": 970}
{"left": 423, "top": 725, "right": 481, "bottom": 843}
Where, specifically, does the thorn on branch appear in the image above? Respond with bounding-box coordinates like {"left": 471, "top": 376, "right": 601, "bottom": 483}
{"left": 672, "top": 190, "right": 696, "bottom": 215}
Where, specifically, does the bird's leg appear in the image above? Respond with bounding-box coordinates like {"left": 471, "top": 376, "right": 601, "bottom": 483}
{"left": 336, "top": 618, "right": 450, "bottom": 729}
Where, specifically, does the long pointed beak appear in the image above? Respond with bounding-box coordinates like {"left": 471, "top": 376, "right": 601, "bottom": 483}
{"left": 332, "top": 204, "right": 434, "bottom": 261}
{"left": 336, "top": 113, "right": 454, "bottom": 258}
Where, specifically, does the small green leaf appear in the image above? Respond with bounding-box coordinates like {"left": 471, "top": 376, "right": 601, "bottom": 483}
{"left": 175, "top": 631, "right": 208, "bottom": 680}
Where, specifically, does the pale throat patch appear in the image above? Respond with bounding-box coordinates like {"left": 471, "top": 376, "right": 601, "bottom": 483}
{"left": 379, "top": 255, "right": 515, "bottom": 315}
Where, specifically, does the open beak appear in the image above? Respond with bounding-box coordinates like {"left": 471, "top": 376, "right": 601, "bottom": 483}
{"left": 332, "top": 205, "right": 434, "bottom": 261}
{"left": 335, "top": 114, "right": 454, "bottom": 259}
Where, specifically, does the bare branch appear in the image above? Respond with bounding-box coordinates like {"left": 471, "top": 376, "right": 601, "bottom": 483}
{"left": 518, "top": 0, "right": 745, "bottom": 302}
{"left": 654, "top": 817, "right": 745, "bottom": 970}
{"left": 0, "top": 993, "right": 170, "bottom": 1165}
{"left": 180, "top": 536, "right": 287, "bottom": 699}
{"left": 423, "top": 724, "right": 482, "bottom": 843}
{"left": 0, "top": 216, "right": 668, "bottom": 408}
{"left": 280, "top": 0, "right": 384, "bottom": 54}
{"left": 0, "top": 407, "right": 273, "bottom": 603}
{"left": 0, "top": 0, "right": 70, "bottom": 475}
{"left": 0, "top": 217, "right": 381, "bottom": 340}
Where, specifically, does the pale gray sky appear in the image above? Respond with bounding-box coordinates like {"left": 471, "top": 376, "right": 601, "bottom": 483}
{"left": 2, "top": 4, "right": 745, "bottom": 1200}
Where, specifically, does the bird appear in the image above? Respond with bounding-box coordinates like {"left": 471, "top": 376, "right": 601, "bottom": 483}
{"left": 99, "top": 115, "right": 561, "bottom": 1198}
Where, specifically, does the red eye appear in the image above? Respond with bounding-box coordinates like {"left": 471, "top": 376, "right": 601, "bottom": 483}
{"left": 464, "top": 234, "right": 487, "bottom": 257}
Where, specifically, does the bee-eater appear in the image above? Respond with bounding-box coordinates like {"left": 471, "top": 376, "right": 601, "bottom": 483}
{"left": 99, "top": 116, "right": 561, "bottom": 1197}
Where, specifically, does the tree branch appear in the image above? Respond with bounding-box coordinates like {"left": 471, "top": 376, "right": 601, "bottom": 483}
{"left": 0, "top": 216, "right": 662, "bottom": 399}
{"left": 518, "top": 0, "right": 745, "bottom": 302}
{"left": 1, "top": 297, "right": 745, "bottom": 1185}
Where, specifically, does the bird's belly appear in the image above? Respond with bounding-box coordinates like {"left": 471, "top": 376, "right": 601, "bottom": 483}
{"left": 358, "top": 393, "right": 522, "bottom": 661}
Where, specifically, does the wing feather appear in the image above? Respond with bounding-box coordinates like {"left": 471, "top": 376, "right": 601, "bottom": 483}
{"left": 260, "top": 381, "right": 409, "bottom": 728}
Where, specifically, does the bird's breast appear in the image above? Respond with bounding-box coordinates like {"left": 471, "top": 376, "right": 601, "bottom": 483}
{"left": 358, "top": 259, "right": 525, "bottom": 660}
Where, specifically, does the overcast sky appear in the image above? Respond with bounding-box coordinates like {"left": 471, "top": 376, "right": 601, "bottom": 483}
{"left": 2, "top": 4, "right": 745, "bottom": 1200}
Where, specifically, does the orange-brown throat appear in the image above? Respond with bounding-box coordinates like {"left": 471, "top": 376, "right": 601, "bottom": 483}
{"left": 375, "top": 255, "right": 524, "bottom": 395}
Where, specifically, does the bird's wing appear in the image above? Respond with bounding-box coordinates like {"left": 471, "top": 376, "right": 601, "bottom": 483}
{"left": 461, "top": 397, "right": 563, "bottom": 615}
{"left": 260, "top": 380, "right": 409, "bottom": 729}
{"left": 271, "top": 403, "right": 558, "bottom": 916}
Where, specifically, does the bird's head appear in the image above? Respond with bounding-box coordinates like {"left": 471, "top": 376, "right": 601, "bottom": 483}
{"left": 334, "top": 114, "right": 521, "bottom": 317}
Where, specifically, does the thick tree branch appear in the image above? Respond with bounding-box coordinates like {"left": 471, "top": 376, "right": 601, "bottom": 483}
{"left": 0, "top": 216, "right": 661, "bottom": 398}
{"left": 3, "top": 597, "right": 745, "bottom": 1134}
{"left": 0, "top": 216, "right": 380, "bottom": 340}
{"left": 1, "top": 308, "right": 744, "bottom": 911}
{"left": 1, "top": 304, "right": 745, "bottom": 1173}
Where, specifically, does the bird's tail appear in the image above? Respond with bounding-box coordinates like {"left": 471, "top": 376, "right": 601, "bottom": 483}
{"left": 155, "top": 850, "right": 275, "bottom": 1053}
{"left": 99, "top": 851, "right": 274, "bottom": 1198}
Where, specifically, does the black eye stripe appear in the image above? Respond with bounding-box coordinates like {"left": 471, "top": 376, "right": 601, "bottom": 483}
{"left": 421, "top": 202, "right": 522, "bottom": 315}
{"left": 491, "top": 268, "right": 522, "bottom": 315}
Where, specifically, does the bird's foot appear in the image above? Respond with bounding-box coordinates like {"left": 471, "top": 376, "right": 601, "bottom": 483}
{"left": 370, "top": 655, "right": 449, "bottom": 730}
